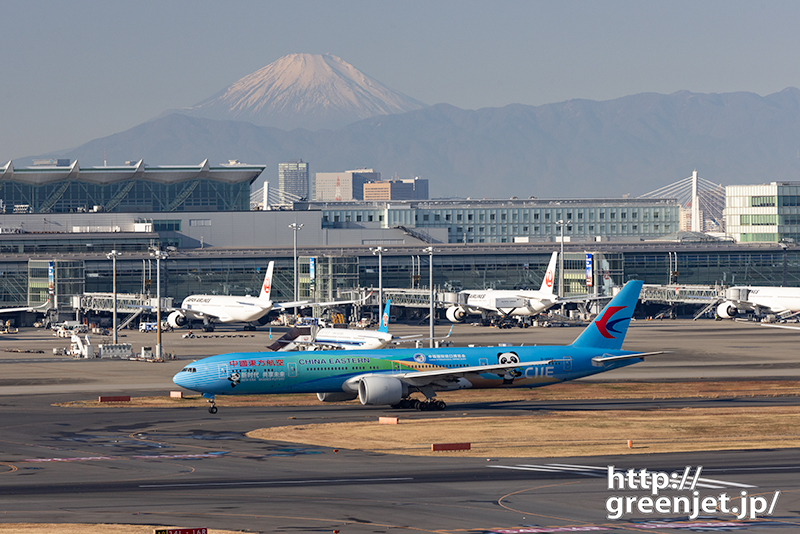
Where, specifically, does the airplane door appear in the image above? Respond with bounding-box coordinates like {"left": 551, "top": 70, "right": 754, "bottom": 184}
{"left": 288, "top": 363, "right": 297, "bottom": 378}
{"left": 392, "top": 360, "right": 401, "bottom": 372}
{"left": 217, "top": 364, "right": 229, "bottom": 379}
{"left": 479, "top": 358, "right": 488, "bottom": 367}
{"left": 564, "top": 357, "right": 572, "bottom": 372}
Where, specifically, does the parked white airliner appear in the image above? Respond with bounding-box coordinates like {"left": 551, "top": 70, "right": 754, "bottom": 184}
{"left": 717, "top": 285, "right": 800, "bottom": 320}
{"left": 445, "top": 251, "right": 559, "bottom": 323}
{"left": 167, "top": 262, "right": 362, "bottom": 331}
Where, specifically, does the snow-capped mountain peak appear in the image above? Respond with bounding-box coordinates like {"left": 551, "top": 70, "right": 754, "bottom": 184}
{"left": 175, "top": 53, "right": 426, "bottom": 130}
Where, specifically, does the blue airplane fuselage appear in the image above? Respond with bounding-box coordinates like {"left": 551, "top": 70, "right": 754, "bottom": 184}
{"left": 174, "top": 344, "right": 641, "bottom": 397}
{"left": 173, "top": 280, "right": 649, "bottom": 411}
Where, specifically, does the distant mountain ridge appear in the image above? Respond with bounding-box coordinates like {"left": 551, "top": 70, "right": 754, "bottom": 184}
{"left": 164, "top": 53, "right": 426, "bottom": 130}
{"left": 28, "top": 88, "right": 800, "bottom": 199}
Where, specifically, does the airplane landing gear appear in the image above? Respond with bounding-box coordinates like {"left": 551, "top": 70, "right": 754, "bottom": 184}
{"left": 206, "top": 396, "right": 218, "bottom": 414}
{"left": 391, "top": 397, "right": 446, "bottom": 411}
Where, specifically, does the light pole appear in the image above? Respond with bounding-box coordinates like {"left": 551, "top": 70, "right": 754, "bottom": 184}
{"left": 370, "top": 246, "right": 385, "bottom": 311}
{"left": 150, "top": 249, "right": 169, "bottom": 359}
{"left": 106, "top": 250, "right": 122, "bottom": 344}
{"left": 288, "top": 222, "right": 304, "bottom": 316}
{"left": 556, "top": 220, "right": 570, "bottom": 298}
{"left": 424, "top": 246, "right": 434, "bottom": 347}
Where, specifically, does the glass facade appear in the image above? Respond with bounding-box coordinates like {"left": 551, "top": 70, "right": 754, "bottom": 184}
{"left": 319, "top": 199, "right": 680, "bottom": 243}
{"left": 1, "top": 247, "right": 798, "bottom": 311}
{"left": 28, "top": 259, "right": 84, "bottom": 309}
{"left": 0, "top": 179, "right": 251, "bottom": 213}
{"left": 726, "top": 183, "right": 800, "bottom": 243}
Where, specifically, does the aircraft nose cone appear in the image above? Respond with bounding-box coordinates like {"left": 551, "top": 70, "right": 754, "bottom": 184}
{"left": 173, "top": 370, "right": 190, "bottom": 388}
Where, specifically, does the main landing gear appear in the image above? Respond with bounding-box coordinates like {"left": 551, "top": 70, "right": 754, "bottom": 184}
{"left": 391, "top": 398, "right": 447, "bottom": 411}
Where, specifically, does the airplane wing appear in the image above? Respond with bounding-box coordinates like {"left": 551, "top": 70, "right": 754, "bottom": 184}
{"left": 274, "top": 292, "right": 372, "bottom": 311}
{"left": 343, "top": 358, "right": 555, "bottom": 392}
{"left": 0, "top": 299, "right": 51, "bottom": 314}
{"left": 271, "top": 301, "right": 311, "bottom": 311}
{"left": 591, "top": 351, "right": 670, "bottom": 363}
{"left": 761, "top": 323, "right": 800, "bottom": 331}
{"left": 399, "top": 358, "right": 554, "bottom": 380}
{"left": 391, "top": 325, "right": 454, "bottom": 345}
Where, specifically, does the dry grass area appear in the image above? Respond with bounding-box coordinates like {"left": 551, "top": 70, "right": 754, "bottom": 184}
{"left": 53, "top": 380, "right": 800, "bottom": 408}
{"left": 0, "top": 525, "right": 244, "bottom": 534}
{"left": 247, "top": 406, "right": 800, "bottom": 457}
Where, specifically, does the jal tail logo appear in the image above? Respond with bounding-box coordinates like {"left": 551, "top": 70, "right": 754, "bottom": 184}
{"left": 545, "top": 269, "right": 554, "bottom": 288}
{"left": 594, "top": 306, "right": 629, "bottom": 339}
{"left": 382, "top": 312, "right": 389, "bottom": 328}
{"left": 263, "top": 279, "right": 271, "bottom": 294}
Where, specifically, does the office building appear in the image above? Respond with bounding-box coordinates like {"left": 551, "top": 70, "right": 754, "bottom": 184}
{"left": 315, "top": 169, "right": 380, "bottom": 201}
{"left": 278, "top": 160, "right": 309, "bottom": 200}
{"left": 725, "top": 182, "right": 800, "bottom": 242}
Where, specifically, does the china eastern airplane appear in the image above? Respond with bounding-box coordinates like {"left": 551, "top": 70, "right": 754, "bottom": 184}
{"left": 716, "top": 285, "right": 800, "bottom": 320}
{"left": 174, "top": 280, "right": 661, "bottom": 413}
{"left": 166, "top": 261, "right": 363, "bottom": 332}
{"left": 445, "top": 251, "right": 559, "bottom": 323}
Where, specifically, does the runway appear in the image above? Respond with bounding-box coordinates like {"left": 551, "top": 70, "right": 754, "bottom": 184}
{"left": 1, "top": 321, "right": 800, "bottom": 532}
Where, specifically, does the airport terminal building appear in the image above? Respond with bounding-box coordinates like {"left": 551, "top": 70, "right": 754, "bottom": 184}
{"left": 1, "top": 160, "right": 798, "bottom": 319}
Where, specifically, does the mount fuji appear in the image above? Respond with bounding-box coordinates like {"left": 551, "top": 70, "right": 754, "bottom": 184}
{"left": 166, "top": 53, "right": 427, "bottom": 131}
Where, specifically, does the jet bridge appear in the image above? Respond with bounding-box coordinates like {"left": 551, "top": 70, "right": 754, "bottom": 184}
{"left": 638, "top": 284, "right": 725, "bottom": 319}
{"left": 75, "top": 293, "right": 173, "bottom": 328}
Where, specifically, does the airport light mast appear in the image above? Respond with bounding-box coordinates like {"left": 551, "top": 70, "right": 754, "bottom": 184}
{"left": 424, "top": 246, "right": 435, "bottom": 347}
{"left": 289, "top": 222, "right": 304, "bottom": 316}
{"left": 370, "top": 246, "right": 386, "bottom": 311}
{"left": 106, "top": 250, "right": 122, "bottom": 344}
{"left": 556, "top": 220, "right": 570, "bottom": 298}
{"left": 150, "top": 248, "right": 169, "bottom": 359}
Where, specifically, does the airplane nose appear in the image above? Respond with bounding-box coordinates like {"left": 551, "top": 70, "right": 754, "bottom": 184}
{"left": 173, "top": 371, "right": 190, "bottom": 389}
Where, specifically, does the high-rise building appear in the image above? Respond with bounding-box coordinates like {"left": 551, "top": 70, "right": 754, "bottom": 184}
{"left": 278, "top": 160, "right": 309, "bottom": 200}
{"left": 725, "top": 182, "right": 800, "bottom": 242}
{"left": 315, "top": 169, "right": 380, "bottom": 201}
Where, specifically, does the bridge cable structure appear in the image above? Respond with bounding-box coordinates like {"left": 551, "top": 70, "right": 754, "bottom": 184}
{"left": 638, "top": 170, "right": 725, "bottom": 233}
{"left": 250, "top": 182, "right": 305, "bottom": 210}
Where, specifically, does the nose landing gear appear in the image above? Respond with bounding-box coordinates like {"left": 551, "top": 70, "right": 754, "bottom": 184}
{"left": 204, "top": 393, "right": 218, "bottom": 414}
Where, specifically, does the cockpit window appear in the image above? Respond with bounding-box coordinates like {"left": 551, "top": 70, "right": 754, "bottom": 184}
{"left": 182, "top": 367, "right": 197, "bottom": 373}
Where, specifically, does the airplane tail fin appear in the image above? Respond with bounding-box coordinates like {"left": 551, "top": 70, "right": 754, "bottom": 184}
{"left": 259, "top": 261, "right": 274, "bottom": 301}
{"left": 571, "top": 280, "right": 643, "bottom": 350}
{"left": 539, "top": 251, "right": 558, "bottom": 295}
{"left": 378, "top": 299, "right": 392, "bottom": 333}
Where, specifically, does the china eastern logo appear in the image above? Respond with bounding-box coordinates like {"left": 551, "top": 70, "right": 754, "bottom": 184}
{"left": 594, "top": 306, "right": 629, "bottom": 339}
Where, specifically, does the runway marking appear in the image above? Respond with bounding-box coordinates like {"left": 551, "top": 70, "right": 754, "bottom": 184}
{"left": 489, "top": 463, "right": 757, "bottom": 489}
{"left": 131, "top": 453, "right": 229, "bottom": 459}
{"left": 139, "top": 476, "right": 414, "bottom": 488}
{"left": 23, "top": 456, "right": 115, "bottom": 462}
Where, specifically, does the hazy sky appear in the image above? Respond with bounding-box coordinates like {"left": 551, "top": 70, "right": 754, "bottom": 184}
{"left": 3, "top": 0, "right": 800, "bottom": 161}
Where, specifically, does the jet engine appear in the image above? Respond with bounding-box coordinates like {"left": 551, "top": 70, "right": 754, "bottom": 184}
{"left": 716, "top": 301, "right": 738, "bottom": 319}
{"left": 446, "top": 306, "right": 468, "bottom": 323}
{"left": 167, "top": 310, "right": 188, "bottom": 328}
{"left": 358, "top": 376, "right": 408, "bottom": 406}
{"left": 316, "top": 392, "right": 358, "bottom": 402}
